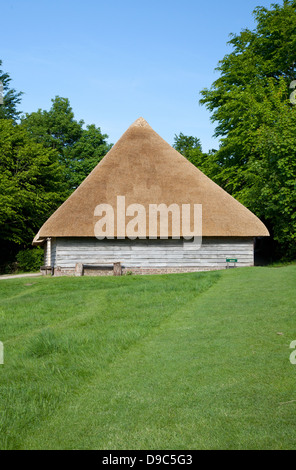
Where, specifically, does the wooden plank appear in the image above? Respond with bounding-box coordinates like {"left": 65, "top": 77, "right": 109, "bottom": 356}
{"left": 53, "top": 236, "right": 255, "bottom": 269}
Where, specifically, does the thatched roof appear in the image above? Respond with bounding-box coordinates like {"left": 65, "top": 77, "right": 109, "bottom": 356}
{"left": 33, "top": 117, "right": 269, "bottom": 243}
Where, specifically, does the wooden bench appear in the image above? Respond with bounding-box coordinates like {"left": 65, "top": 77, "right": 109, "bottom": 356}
{"left": 75, "top": 262, "right": 122, "bottom": 276}
{"left": 40, "top": 265, "right": 54, "bottom": 276}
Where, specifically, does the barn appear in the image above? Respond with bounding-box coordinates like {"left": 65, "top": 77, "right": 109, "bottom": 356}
{"left": 33, "top": 117, "right": 269, "bottom": 276}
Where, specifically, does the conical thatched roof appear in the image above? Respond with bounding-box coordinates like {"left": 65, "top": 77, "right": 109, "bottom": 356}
{"left": 33, "top": 117, "right": 269, "bottom": 243}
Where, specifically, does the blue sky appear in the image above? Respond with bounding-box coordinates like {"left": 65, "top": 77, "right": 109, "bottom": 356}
{"left": 2, "top": 0, "right": 276, "bottom": 151}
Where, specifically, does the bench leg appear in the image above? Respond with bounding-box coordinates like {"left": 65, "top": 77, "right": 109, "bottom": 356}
{"left": 75, "top": 263, "right": 84, "bottom": 276}
{"left": 113, "top": 262, "right": 122, "bottom": 276}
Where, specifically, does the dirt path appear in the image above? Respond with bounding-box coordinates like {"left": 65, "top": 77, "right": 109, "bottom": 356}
{"left": 0, "top": 273, "right": 42, "bottom": 280}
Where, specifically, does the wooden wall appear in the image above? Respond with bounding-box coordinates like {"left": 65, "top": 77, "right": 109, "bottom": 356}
{"left": 48, "top": 237, "right": 254, "bottom": 270}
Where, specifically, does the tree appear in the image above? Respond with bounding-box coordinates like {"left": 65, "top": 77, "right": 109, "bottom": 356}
{"left": 0, "top": 59, "right": 23, "bottom": 122}
{"left": 173, "top": 133, "right": 203, "bottom": 166}
{"left": 22, "top": 96, "right": 111, "bottom": 190}
{"left": 21, "top": 96, "right": 83, "bottom": 160}
{"left": 199, "top": 0, "right": 296, "bottom": 259}
{"left": 0, "top": 120, "right": 67, "bottom": 247}
{"left": 173, "top": 132, "right": 219, "bottom": 177}
{"left": 67, "top": 124, "right": 112, "bottom": 188}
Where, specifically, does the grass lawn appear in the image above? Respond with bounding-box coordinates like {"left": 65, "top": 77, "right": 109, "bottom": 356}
{"left": 0, "top": 265, "right": 295, "bottom": 450}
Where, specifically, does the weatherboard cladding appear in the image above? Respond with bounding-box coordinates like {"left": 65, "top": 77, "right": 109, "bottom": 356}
{"left": 50, "top": 237, "right": 254, "bottom": 270}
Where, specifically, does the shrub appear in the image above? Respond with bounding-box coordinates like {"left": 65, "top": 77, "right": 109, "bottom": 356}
{"left": 16, "top": 247, "right": 44, "bottom": 272}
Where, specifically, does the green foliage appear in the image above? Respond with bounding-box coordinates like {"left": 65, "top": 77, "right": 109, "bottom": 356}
{"left": 0, "top": 62, "right": 111, "bottom": 268}
{"left": 65, "top": 123, "right": 112, "bottom": 189}
{"left": 16, "top": 247, "right": 44, "bottom": 272}
{"left": 21, "top": 96, "right": 83, "bottom": 156}
{"left": 173, "top": 132, "right": 202, "bottom": 156}
{"left": 0, "top": 60, "right": 23, "bottom": 122}
{"left": 0, "top": 119, "right": 68, "bottom": 245}
{"left": 0, "top": 90, "right": 111, "bottom": 262}
{"left": 173, "top": 132, "right": 205, "bottom": 167}
{"left": 173, "top": 132, "right": 219, "bottom": 176}
{"left": 22, "top": 97, "right": 112, "bottom": 190}
{"left": 199, "top": 0, "right": 296, "bottom": 259}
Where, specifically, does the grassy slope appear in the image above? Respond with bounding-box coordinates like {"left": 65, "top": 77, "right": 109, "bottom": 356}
{"left": 0, "top": 266, "right": 295, "bottom": 449}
